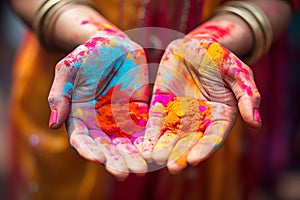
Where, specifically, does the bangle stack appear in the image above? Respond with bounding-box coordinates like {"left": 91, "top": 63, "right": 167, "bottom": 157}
{"left": 214, "top": 1, "right": 273, "bottom": 64}
{"left": 32, "top": 0, "right": 97, "bottom": 50}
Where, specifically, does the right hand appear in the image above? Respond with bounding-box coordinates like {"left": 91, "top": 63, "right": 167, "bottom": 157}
{"left": 142, "top": 36, "right": 261, "bottom": 173}
{"left": 48, "top": 28, "right": 149, "bottom": 180}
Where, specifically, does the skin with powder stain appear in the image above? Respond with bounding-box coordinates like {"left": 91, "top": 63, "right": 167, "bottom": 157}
{"left": 49, "top": 11, "right": 266, "bottom": 176}
{"left": 39, "top": 1, "right": 290, "bottom": 178}
{"left": 48, "top": 24, "right": 149, "bottom": 179}
{"left": 143, "top": 21, "right": 262, "bottom": 173}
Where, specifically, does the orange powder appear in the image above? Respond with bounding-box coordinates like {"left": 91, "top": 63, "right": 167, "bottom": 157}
{"left": 95, "top": 89, "right": 211, "bottom": 139}
{"left": 95, "top": 87, "right": 148, "bottom": 138}
{"left": 161, "top": 97, "right": 212, "bottom": 137}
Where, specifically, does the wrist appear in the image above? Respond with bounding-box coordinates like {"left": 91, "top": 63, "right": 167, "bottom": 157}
{"left": 209, "top": 14, "right": 254, "bottom": 57}
{"left": 188, "top": 1, "right": 275, "bottom": 65}
{"left": 187, "top": 15, "right": 253, "bottom": 57}
{"left": 211, "top": 1, "right": 274, "bottom": 65}
{"left": 53, "top": 5, "right": 123, "bottom": 50}
{"left": 33, "top": 0, "right": 122, "bottom": 51}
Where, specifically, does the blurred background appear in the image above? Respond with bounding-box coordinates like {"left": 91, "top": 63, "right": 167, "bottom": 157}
{"left": 0, "top": 0, "right": 24, "bottom": 198}
{"left": 0, "top": 0, "right": 299, "bottom": 199}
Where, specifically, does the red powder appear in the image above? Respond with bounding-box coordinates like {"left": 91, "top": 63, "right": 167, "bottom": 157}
{"left": 95, "top": 88, "right": 211, "bottom": 139}
{"left": 95, "top": 86, "right": 148, "bottom": 138}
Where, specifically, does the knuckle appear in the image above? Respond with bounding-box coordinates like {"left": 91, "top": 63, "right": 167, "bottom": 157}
{"left": 253, "top": 90, "right": 261, "bottom": 102}
{"left": 48, "top": 96, "right": 56, "bottom": 107}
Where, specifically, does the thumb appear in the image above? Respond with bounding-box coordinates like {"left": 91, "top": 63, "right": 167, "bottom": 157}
{"left": 238, "top": 94, "right": 262, "bottom": 127}
{"left": 48, "top": 58, "right": 78, "bottom": 129}
{"left": 227, "top": 65, "right": 262, "bottom": 128}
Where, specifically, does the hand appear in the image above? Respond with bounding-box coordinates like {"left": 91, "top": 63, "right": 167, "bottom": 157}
{"left": 142, "top": 37, "right": 261, "bottom": 173}
{"left": 48, "top": 29, "right": 149, "bottom": 179}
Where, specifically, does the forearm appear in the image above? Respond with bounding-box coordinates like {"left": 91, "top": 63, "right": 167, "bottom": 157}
{"left": 8, "top": 0, "right": 120, "bottom": 51}
{"left": 189, "top": 0, "right": 293, "bottom": 63}
{"left": 50, "top": 5, "right": 121, "bottom": 50}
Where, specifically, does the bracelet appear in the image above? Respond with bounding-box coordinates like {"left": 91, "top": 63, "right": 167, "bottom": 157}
{"left": 32, "top": 0, "right": 60, "bottom": 47}
{"left": 214, "top": 1, "right": 273, "bottom": 64}
{"left": 32, "top": 0, "right": 97, "bottom": 50}
{"left": 225, "top": 1, "right": 273, "bottom": 56}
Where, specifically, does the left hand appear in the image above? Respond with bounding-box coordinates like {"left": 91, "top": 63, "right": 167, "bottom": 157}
{"left": 142, "top": 36, "right": 261, "bottom": 173}
{"left": 48, "top": 32, "right": 149, "bottom": 179}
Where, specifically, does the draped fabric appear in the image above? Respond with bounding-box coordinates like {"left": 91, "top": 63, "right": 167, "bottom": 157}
{"left": 8, "top": 0, "right": 297, "bottom": 199}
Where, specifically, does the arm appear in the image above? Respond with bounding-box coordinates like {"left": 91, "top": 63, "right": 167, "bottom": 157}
{"left": 8, "top": 0, "right": 44, "bottom": 28}
{"left": 143, "top": 0, "right": 294, "bottom": 173}
{"left": 8, "top": 0, "right": 121, "bottom": 51}
{"left": 189, "top": 0, "right": 293, "bottom": 63}
{"left": 8, "top": 0, "right": 149, "bottom": 179}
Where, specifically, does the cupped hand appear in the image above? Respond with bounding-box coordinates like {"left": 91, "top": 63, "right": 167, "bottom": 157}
{"left": 48, "top": 31, "right": 149, "bottom": 180}
{"left": 142, "top": 37, "right": 261, "bottom": 173}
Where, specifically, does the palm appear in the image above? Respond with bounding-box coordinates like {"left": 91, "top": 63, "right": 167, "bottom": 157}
{"left": 49, "top": 35, "right": 149, "bottom": 179}
{"left": 143, "top": 38, "right": 260, "bottom": 173}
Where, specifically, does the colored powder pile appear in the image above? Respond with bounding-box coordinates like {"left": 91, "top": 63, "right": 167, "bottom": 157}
{"left": 95, "top": 87, "right": 211, "bottom": 139}
{"left": 161, "top": 96, "right": 212, "bottom": 137}
{"left": 95, "top": 87, "right": 148, "bottom": 138}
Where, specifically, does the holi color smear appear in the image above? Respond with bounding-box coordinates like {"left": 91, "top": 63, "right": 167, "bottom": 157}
{"left": 96, "top": 87, "right": 211, "bottom": 140}
{"left": 160, "top": 96, "right": 212, "bottom": 137}
{"left": 95, "top": 86, "right": 148, "bottom": 138}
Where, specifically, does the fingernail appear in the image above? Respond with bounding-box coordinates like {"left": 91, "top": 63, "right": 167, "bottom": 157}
{"left": 253, "top": 109, "right": 262, "bottom": 123}
{"left": 49, "top": 110, "right": 57, "bottom": 128}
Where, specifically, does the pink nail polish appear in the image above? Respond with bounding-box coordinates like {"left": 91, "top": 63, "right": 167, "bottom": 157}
{"left": 49, "top": 110, "right": 57, "bottom": 127}
{"left": 253, "top": 109, "right": 262, "bottom": 123}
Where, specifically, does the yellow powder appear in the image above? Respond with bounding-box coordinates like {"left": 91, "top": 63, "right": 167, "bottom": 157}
{"left": 161, "top": 97, "right": 212, "bottom": 138}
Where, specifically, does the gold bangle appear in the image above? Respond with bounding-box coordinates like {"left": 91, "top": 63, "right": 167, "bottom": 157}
{"left": 225, "top": 1, "right": 273, "bottom": 55}
{"left": 214, "top": 5, "right": 265, "bottom": 64}
{"left": 32, "top": 0, "right": 97, "bottom": 50}
{"left": 33, "top": 0, "right": 61, "bottom": 47}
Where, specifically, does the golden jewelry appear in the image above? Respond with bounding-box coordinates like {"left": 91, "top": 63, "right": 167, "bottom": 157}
{"left": 33, "top": 0, "right": 61, "bottom": 47}
{"left": 225, "top": 1, "right": 273, "bottom": 56}
{"left": 32, "top": 0, "right": 97, "bottom": 49}
{"left": 214, "top": 5, "right": 265, "bottom": 64}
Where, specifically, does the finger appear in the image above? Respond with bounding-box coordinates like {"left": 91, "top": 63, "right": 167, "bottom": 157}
{"left": 67, "top": 118, "right": 105, "bottom": 163}
{"left": 48, "top": 96, "right": 70, "bottom": 129}
{"left": 152, "top": 131, "right": 179, "bottom": 165}
{"left": 48, "top": 52, "right": 82, "bottom": 129}
{"left": 238, "top": 94, "right": 262, "bottom": 127}
{"left": 113, "top": 137, "right": 148, "bottom": 175}
{"left": 187, "top": 134, "right": 221, "bottom": 166}
{"left": 94, "top": 136, "right": 129, "bottom": 180}
{"left": 187, "top": 103, "right": 235, "bottom": 166}
{"left": 167, "top": 132, "right": 203, "bottom": 174}
{"left": 142, "top": 100, "right": 168, "bottom": 160}
{"left": 68, "top": 117, "right": 129, "bottom": 179}
{"left": 225, "top": 58, "right": 262, "bottom": 128}
{"left": 142, "top": 121, "right": 162, "bottom": 161}
{"left": 133, "top": 134, "right": 144, "bottom": 153}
